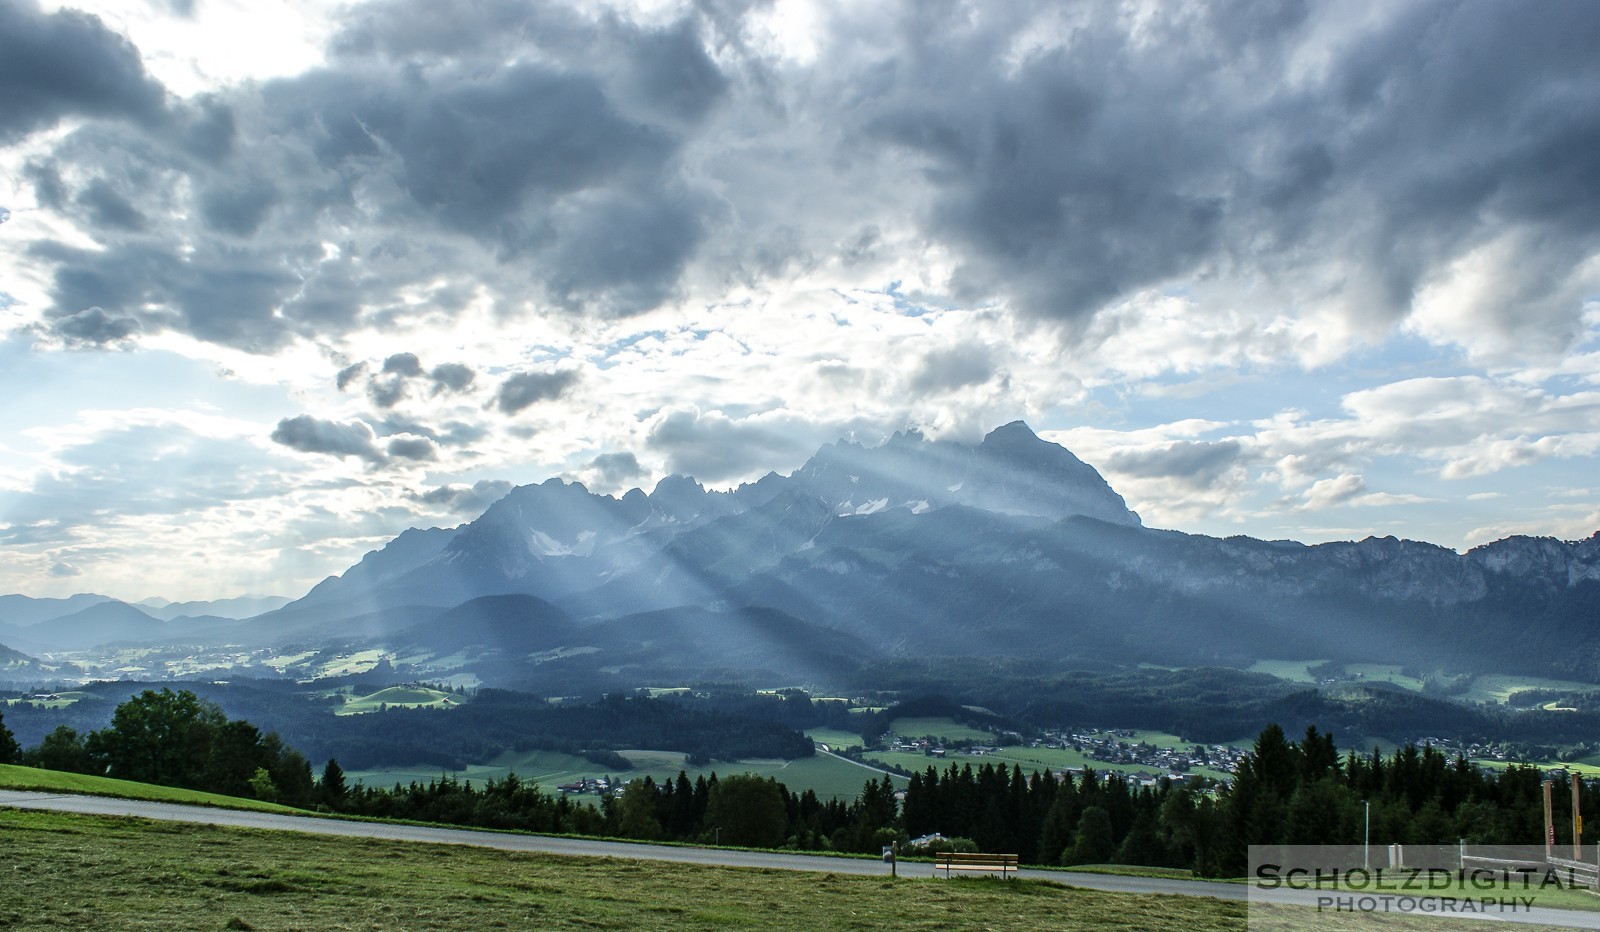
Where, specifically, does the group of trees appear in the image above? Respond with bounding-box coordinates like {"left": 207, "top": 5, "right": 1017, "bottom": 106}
{"left": 12, "top": 688, "right": 313, "bottom": 806}
{"left": 321, "top": 767, "right": 902, "bottom": 853}
{"left": 0, "top": 708, "right": 19, "bottom": 764}
{"left": 1220, "top": 724, "right": 1581, "bottom": 869}
{"left": 897, "top": 724, "right": 1593, "bottom": 875}
{"left": 601, "top": 772, "right": 902, "bottom": 852}
{"left": 583, "top": 724, "right": 1600, "bottom": 873}
{"left": 11, "top": 694, "right": 1594, "bottom": 875}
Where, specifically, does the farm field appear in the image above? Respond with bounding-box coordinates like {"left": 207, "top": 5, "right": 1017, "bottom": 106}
{"left": 885, "top": 716, "right": 997, "bottom": 743}
{"left": 1459, "top": 674, "right": 1599, "bottom": 706}
{"left": 805, "top": 727, "right": 866, "bottom": 750}
{"left": 0, "top": 807, "right": 1249, "bottom": 931}
{"left": 1473, "top": 758, "right": 1600, "bottom": 778}
{"left": 334, "top": 685, "right": 459, "bottom": 715}
{"left": 2, "top": 690, "right": 93, "bottom": 709}
{"left": 1341, "top": 664, "right": 1427, "bottom": 691}
{"left": 347, "top": 746, "right": 898, "bottom": 801}
{"left": 1244, "top": 659, "right": 1326, "bottom": 683}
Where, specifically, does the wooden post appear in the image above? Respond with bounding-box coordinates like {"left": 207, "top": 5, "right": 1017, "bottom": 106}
{"left": 1545, "top": 780, "right": 1555, "bottom": 861}
{"left": 1574, "top": 772, "right": 1583, "bottom": 862}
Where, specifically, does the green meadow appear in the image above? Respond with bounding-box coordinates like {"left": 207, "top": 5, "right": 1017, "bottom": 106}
{"left": 334, "top": 685, "right": 459, "bottom": 716}
{"left": 0, "top": 807, "right": 1250, "bottom": 931}
{"left": 804, "top": 727, "right": 866, "bottom": 750}
{"left": 346, "top": 746, "right": 901, "bottom": 801}
{"left": 885, "top": 716, "right": 998, "bottom": 743}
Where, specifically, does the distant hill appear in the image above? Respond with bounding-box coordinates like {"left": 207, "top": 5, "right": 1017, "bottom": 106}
{"left": 0, "top": 593, "right": 113, "bottom": 627}
{"left": 136, "top": 595, "right": 293, "bottom": 621}
{"left": 0, "top": 640, "right": 68, "bottom": 684}
{"left": 18, "top": 601, "right": 174, "bottom": 652}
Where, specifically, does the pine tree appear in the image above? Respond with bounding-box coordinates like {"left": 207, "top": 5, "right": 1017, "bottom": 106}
{"left": 0, "top": 709, "right": 19, "bottom": 765}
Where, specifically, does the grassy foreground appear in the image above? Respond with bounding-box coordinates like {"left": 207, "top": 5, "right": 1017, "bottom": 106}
{"left": 0, "top": 764, "right": 301, "bottom": 814}
{"left": 0, "top": 808, "right": 1248, "bottom": 930}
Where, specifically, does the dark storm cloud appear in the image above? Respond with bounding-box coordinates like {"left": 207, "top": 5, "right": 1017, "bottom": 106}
{"left": 414, "top": 479, "right": 514, "bottom": 513}
{"left": 372, "top": 415, "right": 483, "bottom": 447}
{"left": 367, "top": 378, "right": 406, "bottom": 409}
{"left": 909, "top": 345, "right": 996, "bottom": 394}
{"left": 0, "top": 0, "right": 170, "bottom": 145}
{"left": 198, "top": 175, "right": 279, "bottom": 237}
{"left": 842, "top": 0, "right": 1600, "bottom": 342}
{"left": 327, "top": 0, "right": 729, "bottom": 122}
{"left": 45, "top": 306, "right": 142, "bottom": 348}
{"left": 496, "top": 369, "right": 581, "bottom": 415}
{"left": 10, "top": 6, "right": 723, "bottom": 349}
{"left": 429, "top": 362, "right": 475, "bottom": 393}
{"left": 76, "top": 179, "right": 147, "bottom": 232}
{"left": 1108, "top": 440, "right": 1246, "bottom": 489}
{"left": 381, "top": 353, "right": 423, "bottom": 377}
{"left": 385, "top": 436, "right": 437, "bottom": 462}
{"left": 270, "top": 414, "right": 383, "bottom": 463}
{"left": 645, "top": 408, "right": 824, "bottom": 483}
{"left": 589, "top": 451, "right": 645, "bottom": 487}
{"left": 336, "top": 362, "right": 368, "bottom": 391}
{"left": 6, "top": 0, "right": 1599, "bottom": 358}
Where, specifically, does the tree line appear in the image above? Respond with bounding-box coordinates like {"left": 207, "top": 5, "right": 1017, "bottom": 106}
{"left": 7, "top": 698, "right": 1588, "bottom": 873}
{"left": 5, "top": 688, "right": 313, "bottom": 805}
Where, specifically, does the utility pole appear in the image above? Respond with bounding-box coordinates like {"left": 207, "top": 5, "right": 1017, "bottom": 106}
{"left": 1363, "top": 800, "right": 1370, "bottom": 870}
{"left": 1544, "top": 780, "right": 1555, "bottom": 861}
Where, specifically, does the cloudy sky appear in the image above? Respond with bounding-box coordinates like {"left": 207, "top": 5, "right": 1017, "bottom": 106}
{"left": 1, "top": 0, "right": 1597, "bottom": 603}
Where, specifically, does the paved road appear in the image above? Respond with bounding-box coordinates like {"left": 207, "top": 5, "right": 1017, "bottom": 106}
{"left": 6, "top": 789, "right": 1600, "bottom": 927}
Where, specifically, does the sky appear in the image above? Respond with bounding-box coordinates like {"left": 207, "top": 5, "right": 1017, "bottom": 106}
{"left": 1, "top": 0, "right": 1598, "bottom": 603}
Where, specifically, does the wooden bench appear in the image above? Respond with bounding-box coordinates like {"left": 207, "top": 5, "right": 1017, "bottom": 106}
{"left": 934, "top": 852, "right": 1019, "bottom": 879}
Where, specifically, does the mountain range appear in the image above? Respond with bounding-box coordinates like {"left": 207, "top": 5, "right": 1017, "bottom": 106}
{"left": 3, "top": 421, "right": 1598, "bottom": 690}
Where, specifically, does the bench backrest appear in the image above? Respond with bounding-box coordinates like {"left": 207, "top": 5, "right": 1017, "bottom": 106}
{"left": 935, "top": 852, "right": 1019, "bottom": 866}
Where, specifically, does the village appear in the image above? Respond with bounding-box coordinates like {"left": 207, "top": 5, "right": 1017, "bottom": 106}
{"left": 874, "top": 726, "right": 1253, "bottom": 787}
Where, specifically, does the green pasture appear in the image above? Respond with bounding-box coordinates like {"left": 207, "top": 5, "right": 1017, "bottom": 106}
{"left": 1244, "top": 659, "right": 1325, "bottom": 683}
{"left": 1342, "top": 663, "right": 1426, "bottom": 691}
{"left": 0, "top": 808, "right": 1248, "bottom": 931}
{"left": 886, "top": 716, "right": 997, "bottom": 743}
{"left": 335, "top": 685, "right": 459, "bottom": 715}
{"left": 1474, "top": 758, "right": 1600, "bottom": 778}
{"left": 1459, "top": 674, "right": 1600, "bottom": 706}
{"left": 347, "top": 746, "right": 901, "bottom": 802}
{"left": 805, "top": 727, "right": 866, "bottom": 750}
{"left": 3, "top": 690, "right": 94, "bottom": 709}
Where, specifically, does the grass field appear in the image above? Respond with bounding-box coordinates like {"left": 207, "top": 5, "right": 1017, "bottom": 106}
{"left": 805, "top": 727, "right": 866, "bottom": 750}
{"left": 1341, "top": 663, "right": 1427, "bottom": 691}
{"left": 347, "top": 747, "right": 900, "bottom": 801}
{"left": 886, "top": 717, "right": 997, "bottom": 743}
{"left": 0, "top": 808, "right": 1249, "bottom": 931}
{"left": 1474, "top": 758, "right": 1600, "bottom": 778}
{"left": 336, "top": 685, "right": 459, "bottom": 716}
{"left": 2, "top": 690, "right": 95, "bottom": 709}
{"left": 1244, "top": 659, "right": 1326, "bottom": 683}
{"left": 1458, "top": 674, "right": 1600, "bottom": 706}
{"left": 0, "top": 764, "right": 302, "bottom": 814}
